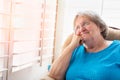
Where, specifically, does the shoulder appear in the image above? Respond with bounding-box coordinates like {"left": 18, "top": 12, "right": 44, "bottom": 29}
{"left": 105, "top": 40, "right": 120, "bottom": 62}
{"left": 105, "top": 40, "right": 120, "bottom": 55}
{"left": 73, "top": 45, "right": 84, "bottom": 54}
{"left": 114, "top": 40, "right": 120, "bottom": 52}
{"left": 107, "top": 40, "right": 120, "bottom": 47}
{"left": 111, "top": 40, "right": 120, "bottom": 59}
{"left": 112, "top": 40, "right": 120, "bottom": 46}
{"left": 70, "top": 45, "right": 84, "bottom": 60}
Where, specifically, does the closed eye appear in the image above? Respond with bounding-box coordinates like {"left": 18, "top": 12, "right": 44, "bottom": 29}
{"left": 82, "top": 22, "right": 90, "bottom": 27}
{"left": 74, "top": 21, "right": 90, "bottom": 31}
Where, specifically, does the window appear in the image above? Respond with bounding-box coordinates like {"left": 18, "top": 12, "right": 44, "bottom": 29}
{"left": 11, "top": 0, "right": 44, "bottom": 72}
{"left": 0, "top": 0, "right": 10, "bottom": 80}
{"left": 0, "top": 0, "right": 57, "bottom": 80}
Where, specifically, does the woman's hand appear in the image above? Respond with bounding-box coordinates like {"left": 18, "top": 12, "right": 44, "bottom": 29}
{"left": 62, "top": 33, "right": 82, "bottom": 50}
{"left": 69, "top": 34, "right": 82, "bottom": 49}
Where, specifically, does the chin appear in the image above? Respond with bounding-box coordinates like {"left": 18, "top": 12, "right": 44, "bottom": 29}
{"left": 82, "top": 39, "right": 90, "bottom": 44}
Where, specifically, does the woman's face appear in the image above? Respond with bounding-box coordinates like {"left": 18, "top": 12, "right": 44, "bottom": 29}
{"left": 74, "top": 16, "right": 101, "bottom": 42}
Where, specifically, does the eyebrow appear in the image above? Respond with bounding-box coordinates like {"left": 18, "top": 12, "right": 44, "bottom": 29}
{"left": 76, "top": 20, "right": 90, "bottom": 26}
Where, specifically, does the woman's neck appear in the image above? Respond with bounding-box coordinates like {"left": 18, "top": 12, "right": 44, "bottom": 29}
{"left": 83, "top": 37, "right": 108, "bottom": 53}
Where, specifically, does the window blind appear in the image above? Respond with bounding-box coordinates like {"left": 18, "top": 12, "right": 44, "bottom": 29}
{"left": 0, "top": 0, "right": 57, "bottom": 80}
{"left": 0, "top": 0, "right": 11, "bottom": 80}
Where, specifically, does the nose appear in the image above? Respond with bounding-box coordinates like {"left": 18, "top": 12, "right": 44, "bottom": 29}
{"left": 75, "top": 26, "right": 85, "bottom": 35}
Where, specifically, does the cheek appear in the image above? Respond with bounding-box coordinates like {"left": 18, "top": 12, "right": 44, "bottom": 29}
{"left": 86, "top": 26, "right": 91, "bottom": 31}
{"left": 88, "top": 27, "right": 101, "bottom": 36}
{"left": 86, "top": 25, "right": 97, "bottom": 33}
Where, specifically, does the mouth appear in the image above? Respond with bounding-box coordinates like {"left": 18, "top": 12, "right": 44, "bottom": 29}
{"left": 81, "top": 32, "right": 89, "bottom": 37}
{"left": 81, "top": 32, "right": 89, "bottom": 35}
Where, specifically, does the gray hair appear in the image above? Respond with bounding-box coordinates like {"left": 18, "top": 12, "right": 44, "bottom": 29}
{"left": 73, "top": 11, "right": 108, "bottom": 39}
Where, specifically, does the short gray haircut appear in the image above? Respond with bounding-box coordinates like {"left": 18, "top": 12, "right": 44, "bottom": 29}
{"left": 73, "top": 11, "right": 108, "bottom": 39}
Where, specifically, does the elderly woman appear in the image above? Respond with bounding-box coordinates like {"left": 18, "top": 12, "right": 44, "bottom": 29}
{"left": 47, "top": 11, "right": 120, "bottom": 80}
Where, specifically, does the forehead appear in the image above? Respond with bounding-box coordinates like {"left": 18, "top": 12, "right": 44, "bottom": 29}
{"left": 75, "top": 16, "right": 91, "bottom": 24}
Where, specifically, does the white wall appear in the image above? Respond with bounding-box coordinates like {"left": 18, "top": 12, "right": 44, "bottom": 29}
{"left": 102, "top": 0, "right": 120, "bottom": 28}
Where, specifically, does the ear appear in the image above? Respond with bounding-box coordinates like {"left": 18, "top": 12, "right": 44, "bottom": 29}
{"left": 98, "top": 26, "right": 105, "bottom": 33}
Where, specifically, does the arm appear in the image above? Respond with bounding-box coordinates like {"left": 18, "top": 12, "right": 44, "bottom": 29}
{"left": 48, "top": 44, "right": 75, "bottom": 80}
{"left": 48, "top": 34, "right": 81, "bottom": 80}
{"left": 62, "top": 33, "right": 73, "bottom": 49}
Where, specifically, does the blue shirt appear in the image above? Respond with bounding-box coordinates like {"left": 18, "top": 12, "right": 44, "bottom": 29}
{"left": 66, "top": 40, "right": 120, "bottom": 80}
